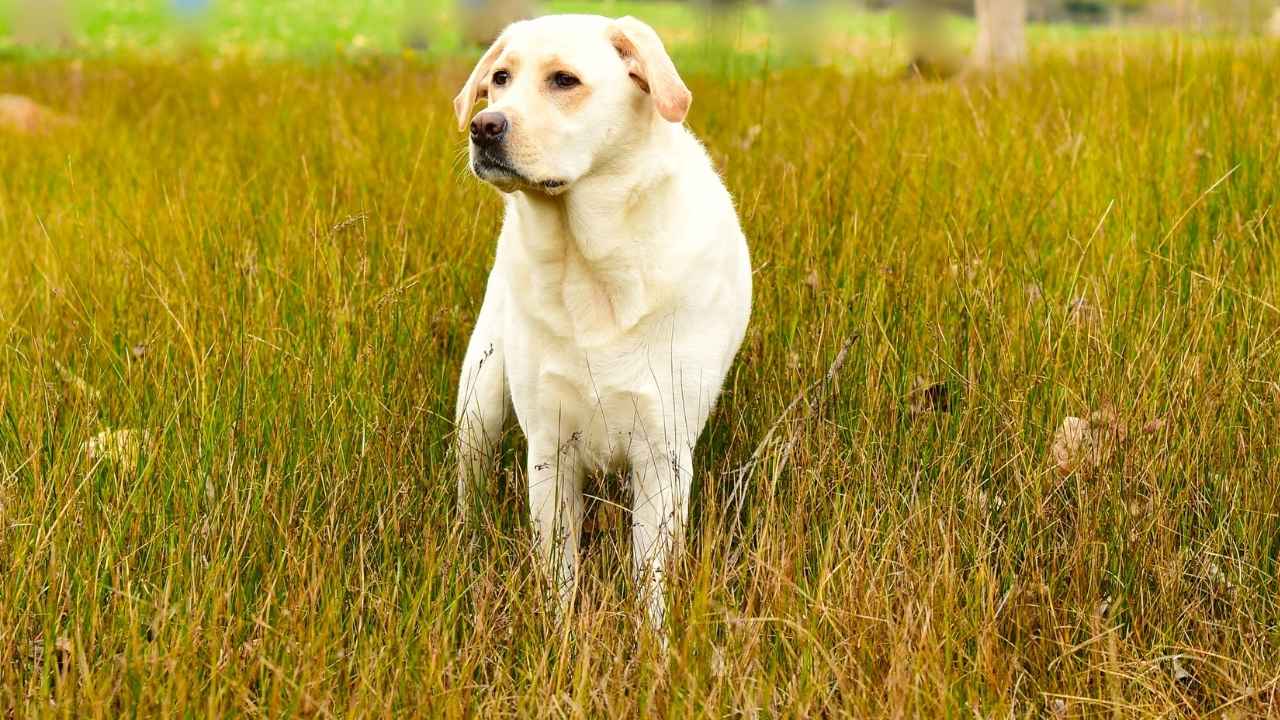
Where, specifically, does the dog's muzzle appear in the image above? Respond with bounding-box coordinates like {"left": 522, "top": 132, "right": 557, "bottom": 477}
{"left": 468, "top": 111, "right": 567, "bottom": 193}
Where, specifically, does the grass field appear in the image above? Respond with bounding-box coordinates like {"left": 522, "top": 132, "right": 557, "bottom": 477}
{"left": 2, "top": 12, "right": 1280, "bottom": 718}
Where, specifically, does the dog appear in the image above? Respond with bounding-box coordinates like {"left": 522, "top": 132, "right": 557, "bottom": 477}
{"left": 453, "top": 14, "right": 752, "bottom": 630}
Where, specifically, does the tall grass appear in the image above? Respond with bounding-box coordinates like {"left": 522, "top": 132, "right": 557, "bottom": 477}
{"left": 2, "top": 36, "right": 1279, "bottom": 716}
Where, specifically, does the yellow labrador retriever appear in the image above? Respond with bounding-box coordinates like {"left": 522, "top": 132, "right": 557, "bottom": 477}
{"left": 454, "top": 14, "right": 752, "bottom": 630}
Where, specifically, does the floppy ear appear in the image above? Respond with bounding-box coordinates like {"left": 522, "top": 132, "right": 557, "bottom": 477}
{"left": 453, "top": 31, "right": 511, "bottom": 131}
{"left": 608, "top": 16, "right": 691, "bottom": 124}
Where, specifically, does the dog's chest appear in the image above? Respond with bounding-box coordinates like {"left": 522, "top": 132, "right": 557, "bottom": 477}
{"left": 513, "top": 228, "right": 661, "bottom": 348}
{"left": 504, "top": 239, "right": 674, "bottom": 459}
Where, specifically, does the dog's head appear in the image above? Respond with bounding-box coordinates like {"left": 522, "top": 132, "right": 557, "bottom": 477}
{"left": 454, "top": 15, "right": 691, "bottom": 195}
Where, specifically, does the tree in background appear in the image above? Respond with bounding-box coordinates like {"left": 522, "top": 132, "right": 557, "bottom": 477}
{"left": 973, "top": 0, "right": 1028, "bottom": 67}
{"left": 1200, "top": 0, "right": 1279, "bottom": 31}
{"left": 458, "top": 0, "right": 534, "bottom": 46}
{"left": 13, "top": 0, "right": 72, "bottom": 48}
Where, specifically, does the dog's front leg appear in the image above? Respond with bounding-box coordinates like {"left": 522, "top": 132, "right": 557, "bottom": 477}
{"left": 455, "top": 273, "right": 510, "bottom": 513}
{"left": 527, "top": 444, "right": 585, "bottom": 618}
{"left": 630, "top": 440, "right": 693, "bottom": 631}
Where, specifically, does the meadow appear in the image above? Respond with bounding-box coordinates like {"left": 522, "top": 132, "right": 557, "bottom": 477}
{"left": 2, "top": 11, "right": 1280, "bottom": 718}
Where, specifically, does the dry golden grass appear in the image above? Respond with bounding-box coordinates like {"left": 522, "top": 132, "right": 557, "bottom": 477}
{"left": 2, "top": 37, "right": 1279, "bottom": 716}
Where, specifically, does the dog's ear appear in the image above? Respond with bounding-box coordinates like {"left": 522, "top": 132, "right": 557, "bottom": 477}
{"left": 453, "top": 30, "right": 512, "bottom": 131}
{"left": 608, "top": 16, "right": 691, "bottom": 124}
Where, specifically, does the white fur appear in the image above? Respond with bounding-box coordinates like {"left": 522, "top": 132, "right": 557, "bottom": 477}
{"left": 454, "top": 14, "right": 752, "bottom": 630}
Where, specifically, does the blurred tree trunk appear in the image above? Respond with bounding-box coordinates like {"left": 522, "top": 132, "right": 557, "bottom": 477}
{"left": 459, "top": 0, "right": 534, "bottom": 47}
{"left": 14, "top": 0, "right": 72, "bottom": 49}
{"left": 973, "top": 0, "right": 1027, "bottom": 69}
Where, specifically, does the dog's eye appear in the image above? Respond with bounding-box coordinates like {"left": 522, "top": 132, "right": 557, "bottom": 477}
{"left": 551, "top": 72, "right": 580, "bottom": 89}
{"left": 492, "top": 70, "right": 510, "bottom": 87}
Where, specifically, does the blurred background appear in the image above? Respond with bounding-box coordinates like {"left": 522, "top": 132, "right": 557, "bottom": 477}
{"left": 0, "top": 0, "right": 1277, "bottom": 70}
{"left": 3, "top": 1, "right": 1280, "bottom": 716}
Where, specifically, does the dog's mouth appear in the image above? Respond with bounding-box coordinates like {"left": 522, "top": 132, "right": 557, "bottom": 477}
{"left": 472, "top": 148, "right": 567, "bottom": 194}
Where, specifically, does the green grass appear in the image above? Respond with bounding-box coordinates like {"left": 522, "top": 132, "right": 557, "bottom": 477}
{"left": 3, "top": 29, "right": 1280, "bottom": 718}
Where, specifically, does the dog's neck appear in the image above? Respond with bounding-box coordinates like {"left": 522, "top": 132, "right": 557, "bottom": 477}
{"left": 502, "top": 118, "right": 688, "bottom": 338}
{"left": 506, "top": 117, "right": 685, "bottom": 265}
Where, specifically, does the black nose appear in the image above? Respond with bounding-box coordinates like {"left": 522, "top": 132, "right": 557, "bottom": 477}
{"left": 469, "top": 111, "right": 508, "bottom": 146}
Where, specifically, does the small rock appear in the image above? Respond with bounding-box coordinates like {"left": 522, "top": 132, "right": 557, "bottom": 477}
{"left": 82, "top": 428, "right": 153, "bottom": 466}
{"left": 1051, "top": 416, "right": 1095, "bottom": 475}
{"left": 0, "top": 94, "right": 74, "bottom": 135}
{"left": 1051, "top": 406, "right": 1133, "bottom": 475}
{"left": 1171, "top": 655, "right": 1194, "bottom": 685}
